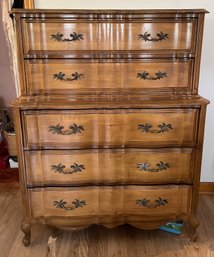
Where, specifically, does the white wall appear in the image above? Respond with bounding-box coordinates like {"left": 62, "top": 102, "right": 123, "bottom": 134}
{"left": 35, "top": 0, "right": 214, "bottom": 182}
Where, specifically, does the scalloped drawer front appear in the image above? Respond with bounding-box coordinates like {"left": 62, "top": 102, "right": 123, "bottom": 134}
{"left": 25, "top": 59, "right": 193, "bottom": 95}
{"left": 29, "top": 185, "right": 192, "bottom": 220}
{"left": 25, "top": 148, "right": 194, "bottom": 186}
{"left": 22, "top": 109, "right": 198, "bottom": 149}
{"left": 22, "top": 20, "right": 196, "bottom": 53}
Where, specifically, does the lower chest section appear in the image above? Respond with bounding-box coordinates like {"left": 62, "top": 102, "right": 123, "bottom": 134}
{"left": 19, "top": 106, "right": 201, "bottom": 225}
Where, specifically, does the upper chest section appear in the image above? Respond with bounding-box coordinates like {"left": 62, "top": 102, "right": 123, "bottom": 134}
{"left": 12, "top": 9, "right": 207, "bottom": 97}
{"left": 14, "top": 9, "right": 206, "bottom": 57}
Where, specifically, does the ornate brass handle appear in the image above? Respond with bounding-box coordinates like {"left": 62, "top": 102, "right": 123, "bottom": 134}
{"left": 137, "top": 161, "right": 169, "bottom": 172}
{"left": 136, "top": 197, "right": 168, "bottom": 208}
{"left": 53, "top": 199, "right": 86, "bottom": 211}
{"left": 53, "top": 72, "right": 84, "bottom": 81}
{"left": 137, "top": 71, "right": 167, "bottom": 80}
{"left": 49, "top": 123, "right": 84, "bottom": 135}
{"left": 138, "top": 31, "right": 169, "bottom": 42}
{"left": 51, "top": 32, "right": 84, "bottom": 42}
{"left": 138, "top": 123, "right": 172, "bottom": 133}
{"left": 52, "top": 163, "right": 85, "bottom": 174}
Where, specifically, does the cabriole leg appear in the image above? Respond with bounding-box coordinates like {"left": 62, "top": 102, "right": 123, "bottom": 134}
{"left": 188, "top": 216, "right": 199, "bottom": 242}
{"left": 21, "top": 220, "right": 31, "bottom": 247}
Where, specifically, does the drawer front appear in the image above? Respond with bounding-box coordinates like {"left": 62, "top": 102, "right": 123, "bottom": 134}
{"left": 22, "top": 109, "right": 198, "bottom": 149}
{"left": 99, "top": 22, "right": 196, "bottom": 51}
{"left": 29, "top": 185, "right": 192, "bottom": 219}
{"left": 22, "top": 20, "right": 196, "bottom": 53}
{"left": 22, "top": 21, "right": 97, "bottom": 53}
{"left": 25, "top": 148, "right": 195, "bottom": 186}
{"left": 25, "top": 59, "right": 193, "bottom": 94}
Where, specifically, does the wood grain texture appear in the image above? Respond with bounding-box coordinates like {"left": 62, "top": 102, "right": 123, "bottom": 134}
{"left": 10, "top": 9, "right": 209, "bottom": 245}
{"left": 22, "top": 108, "right": 198, "bottom": 149}
{"left": 11, "top": 9, "right": 207, "bottom": 96}
{"left": 0, "top": 188, "right": 213, "bottom": 257}
{"left": 24, "top": 0, "right": 35, "bottom": 9}
{"left": 29, "top": 185, "right": 192, "bottom": 222}
{"left": 12, "top": 9, "right": 209, "bottom": 15}
{"left": 11, "top": 95, "right": 210, "bottom": 109}
{"left": 12, "top": 9, "right": 206, "bottom": 94}
{"left": 188, "top": 105, "right": 208, "bottom": 241}
{"left": 25, "top": 148, "right": 195, "bottom": 186}
{"left": 12, "top": 107, "right": 31, "bottom": 220}
{"left": 21, "top": 20, "right": 196, "bottom": 53}
{"left": 24, "top": 59, "right": 193, "bottom": 95}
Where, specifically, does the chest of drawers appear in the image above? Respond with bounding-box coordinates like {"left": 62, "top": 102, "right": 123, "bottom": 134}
{"left": 11, "top": 9, "right": 209, "bottom": 246}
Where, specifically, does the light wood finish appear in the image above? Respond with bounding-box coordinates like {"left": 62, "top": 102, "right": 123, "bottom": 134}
{"left": 10, "top": 9, "right": 209, "bottom": 246}
{"left": 11, "top": 9, "right": 207, "bottom": 95}
{"left": 25, "top": 148, "right": 195, "bottom": 186}
{"left": 29, "top": 185, "right": 191, "bottom": 222}
{"left": 21, "top": 19, "right": 196, "bottom": 53}
{"left": 1, "top": 188, "right": 214, "bottom": 257}
{"left": 24, "top": 0, "right": 35, "bottom": 9}
{"left": 22, "top": 21, "right": 98, "bottom": 54}
{"left": 22, "top": 109, "right": 198, "bottom": 149}
{"left": 11, "top": 95, "right": 210, "bottom": 109}
{"left": 25, "top": 59, "right": 193, "bottom": 95}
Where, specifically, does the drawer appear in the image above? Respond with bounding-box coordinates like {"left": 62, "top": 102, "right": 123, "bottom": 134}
{"left": 25, "top": 59, "right": 193, "bottom": 95}
{"left": 29, "top": 185, "right": 192, "bottom": 220}
{"left": 22, "top": 21, "right": 97, "bottom": 54}
{"left": 22, "top": 19, "right": 196, "bottom": 53}
{"left": 25, "top": 148, "right": 195, "bottom": 186}
{"left": 22, "top": 109, "right": 198, "bottom": 149}
{"left": 99, "top": 21, "right": 196, "bottom": 52}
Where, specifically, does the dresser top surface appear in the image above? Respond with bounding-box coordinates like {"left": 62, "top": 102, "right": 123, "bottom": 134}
{"left": 11, "top": 8, "right": 208, "bottom": 13}
{"left": 11, "top": 8, "right": 208, "bottom": 18}
{"left": 11, "top": 95, "right": 209, "bottom": 110}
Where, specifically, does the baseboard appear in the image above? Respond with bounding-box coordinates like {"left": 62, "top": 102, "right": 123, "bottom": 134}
{"left": 199, "top": 182, "right": 214, "bottom": 194}
{"left": 0, "top": 168, "right": 19, "bottom": 181}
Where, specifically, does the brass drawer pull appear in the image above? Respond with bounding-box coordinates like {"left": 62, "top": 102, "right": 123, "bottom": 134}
{"left": 51, "top": 163, "right": 85, "bottom": 174}
{"left": 137, "top": 161, "right": 169, "bottom": 172}
{"left": 53, "top": 199, "right": 86, "bottom": 211}
{"left": 136, "top": 197, "right": 168, "bottom": 208}
{"left": 51, "top": 32, "right": 84, "bottom": 42}
{"left": 138, "top": 31, "right": 169, "bottom": 42}
{"left": 53, "top": 72, "right": 84, "bottom": 81}
{"left": 49, "top": 123, "right": 84, "bottom": 135}
{"left": 138, "top": 123, "right": 172, "bottom": 133}
{"left": 137, "top": 71, "right": 167, "bottom": 80}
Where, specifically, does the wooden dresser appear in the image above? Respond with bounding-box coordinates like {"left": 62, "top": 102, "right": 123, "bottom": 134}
{"left": 11, "top": 9, "right": 209, "bottom": 246}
